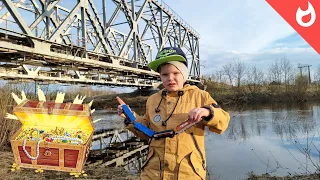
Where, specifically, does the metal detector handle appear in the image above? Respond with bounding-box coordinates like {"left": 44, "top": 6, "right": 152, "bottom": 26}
{"left": 175, "top": 118, "right": 199, "bottom": 134}
{"left": 117, "top": 96, "right": 155, "bottom": 137}
{"left": 153, "top": 130, "right": 175, "bottom": 139}
{"left": 121, "top": 104, "right": 136, "bottom": 123}
{"left": 121, "top": 104, "right": 155, "bottom": 137}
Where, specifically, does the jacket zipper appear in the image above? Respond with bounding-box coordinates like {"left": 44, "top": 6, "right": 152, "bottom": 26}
{"left": 190, "top": 132, "right": 206, "bottom": 170}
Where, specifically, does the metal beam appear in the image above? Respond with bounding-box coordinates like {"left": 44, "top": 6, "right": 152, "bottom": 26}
{"left": 49, "top": 1, "right": 81, "bottom": 41}
{"left": 0, "top": 0, "right": 201, "bottom": 85}
{"left": 86, "top": 9, "right": 111, "bottom": 54}
{"left": 0, "top": 0, "right": 24, "bottom": 24}
{"left": 2, "top": 0, "right": 33, "bottom": 44}
{"left": 29, "top": 1, "right": 59, "bottom": 30}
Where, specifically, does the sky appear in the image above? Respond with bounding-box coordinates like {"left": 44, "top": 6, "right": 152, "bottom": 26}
{"left": 2, "top": 0, "right": 320, "bottom": 93}
{"left": 162, "top": 0, "right": 320, "bottom": 76}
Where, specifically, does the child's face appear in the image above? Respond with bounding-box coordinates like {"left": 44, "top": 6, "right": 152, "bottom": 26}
{"left": 159, "top": 64, "right": 184, "bottom": 92}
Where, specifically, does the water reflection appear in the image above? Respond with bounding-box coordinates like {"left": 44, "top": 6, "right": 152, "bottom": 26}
{"left": 225, "top": 102, "right": 318, "bottom": 142}
{"left": 93, "top": 112, "right": 125, "bottom": 130}
{"left": 92, "top": 102, "right": 320, "bottom": 180}
{"left": 207, "top": 102, "right": 320, "bottom": 179}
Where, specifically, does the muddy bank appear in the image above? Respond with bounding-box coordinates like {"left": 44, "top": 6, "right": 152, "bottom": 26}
{"left": 89, "top": 90, "right": 153, "bottom": 110}
{"left": 247, "top": 172, "right": 320, "bottom": 180}
{"left": 89, "top": 90, "right": 320, "bottom": 110}
{"left": 213, "top": 92, "right": 320, "bottom": 105}
{"left": 1, "top": 149, "right": 319, "bottom": 180}
{"left": 0, "top": 149, "right": 139, "bottom": 180}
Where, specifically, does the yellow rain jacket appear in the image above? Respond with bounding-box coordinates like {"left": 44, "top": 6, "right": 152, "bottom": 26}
{"left": 127, "top": 84, "right": 230, "bottom": 180}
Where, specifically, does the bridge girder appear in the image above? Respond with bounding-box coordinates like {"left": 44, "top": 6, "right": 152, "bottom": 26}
{"left": 0, "top": 0, "right": 201, "bottom": 87}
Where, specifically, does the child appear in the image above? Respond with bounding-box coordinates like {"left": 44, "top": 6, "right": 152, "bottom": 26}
{"left": 117, "top": 47, "right": 230, "bottom": 180}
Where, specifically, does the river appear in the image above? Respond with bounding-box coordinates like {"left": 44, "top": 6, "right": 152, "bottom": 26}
{"left": 92, "top": 102, "right": 320, "bottom": 180}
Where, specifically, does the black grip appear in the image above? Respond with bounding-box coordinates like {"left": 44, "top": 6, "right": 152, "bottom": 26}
{"left": 153, "top": 130, "right": 175, "bottom": 139}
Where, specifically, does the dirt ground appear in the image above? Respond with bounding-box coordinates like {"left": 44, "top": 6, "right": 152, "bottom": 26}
{"left": 0, "top": 150, "right": 139, "bottom": 180}
{"left": 1, "top": 150, "right": 319, "bottom": 180}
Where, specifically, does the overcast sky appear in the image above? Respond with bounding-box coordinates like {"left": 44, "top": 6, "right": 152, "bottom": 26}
{"left": 163, "top": 0, "right": 319, "bottom": 75}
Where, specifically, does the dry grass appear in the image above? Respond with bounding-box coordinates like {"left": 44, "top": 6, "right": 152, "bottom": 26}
{"left": 0, "top": 84, "right": 21, "bottom": 148}
{"left": 247, "top": 172, "right": 320, "bottom": 180}
{"left": 0, "top": 150, "right": 139, "bottom": 180}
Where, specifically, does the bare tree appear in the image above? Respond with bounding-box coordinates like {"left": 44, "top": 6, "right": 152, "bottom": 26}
{"left": 295, "top": 75, "right": 309, "bottom": 99}
{"left": 268, "top": 60, "right": 282, "bottom": 84}
{"left": 208, "top": 70, "right": 227, "bottom": 83}
{"left": 246, "top": 65, "right": 264, "bottom": 93}
{"left": 222, "top": 61, "right": 234, "bottom": 86}
{"left": 205, "top": 73, "right": 216, "bottom": 82}
{"left": 314, "top": 66, "right": 320, "bottom": 92}
{"left": 314, "top": 66, "right": 320, "bottom": 82}
{"left": 280, "top": 57, "right": 294, "bottom": 85}
{"left": 279, "top": 57, "right": 294, "bottom": 92}
{"left": 234, "top": 60, "right": 246, "bottom": 88}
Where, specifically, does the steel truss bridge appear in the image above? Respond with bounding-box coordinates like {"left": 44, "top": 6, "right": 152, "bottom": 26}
{"left": 0, "top": 0, "right": 201, "bottom": 88}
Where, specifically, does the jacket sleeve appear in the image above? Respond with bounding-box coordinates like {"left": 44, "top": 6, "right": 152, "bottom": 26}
{"left": 201, "top": 91, "right": 230, "bottom": 134}
{"left": 125, "top": 105, "right": 151, "bottom": 140}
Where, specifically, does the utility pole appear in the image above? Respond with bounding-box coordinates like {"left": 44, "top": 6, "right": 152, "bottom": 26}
{"left": 298, "top": 64, "right": 312, "bottom": 84}
{"left": 308, "top": 65, "right": 311, "bottom": 84}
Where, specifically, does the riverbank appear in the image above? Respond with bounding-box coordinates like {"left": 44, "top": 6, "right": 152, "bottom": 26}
{"left": 90, "top": 90, "right": 151, "bottom": 110}
{"left": 90, "top": 89, "right": 320, "bottom": 110}
{"left": 1, "top": 149, "right": 319, "bottom": 179}
{"left": 247, "top": 172, "right": 320, "bottom": 180}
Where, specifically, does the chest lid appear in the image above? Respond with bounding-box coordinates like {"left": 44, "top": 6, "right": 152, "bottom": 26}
{"left": 13, "top": 100, "right": 94, "bottom": 132}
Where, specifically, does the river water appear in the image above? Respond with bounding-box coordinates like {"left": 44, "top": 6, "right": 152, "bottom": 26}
{"left": 92, "top": 102, "right": 320, "bottom": 180}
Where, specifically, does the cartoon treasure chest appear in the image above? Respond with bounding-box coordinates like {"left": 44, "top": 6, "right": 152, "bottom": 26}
{"left": 9, "top": 91, "right": 95, "bottom": 173}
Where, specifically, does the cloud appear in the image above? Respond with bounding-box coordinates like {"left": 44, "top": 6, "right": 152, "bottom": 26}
{"left": 200, "top": 46, "right": 319, "bottom": 76}
{"left": 160, "top": 1, "right": 320, "bottom": 76}
{"left": 166, "top": 0, "right": 296, "bottom": 53}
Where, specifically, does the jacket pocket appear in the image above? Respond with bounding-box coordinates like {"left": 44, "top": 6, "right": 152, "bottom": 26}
{"left": 178, "top": 152, "right": 205, "bottom": 180}
{"left": 190, "top": 152, "right": 206, "bottom": 179}
{"left": 140, "top": 147, "right": 161, "bottom": 180}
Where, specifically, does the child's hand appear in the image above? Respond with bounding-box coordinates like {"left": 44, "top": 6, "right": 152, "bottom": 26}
{"left": 117, "top": 105, "right": 126, "bottom": 118}
{"left": 188, "top": 108, "right": 210, "bottom": 122}
{"left": 117, "top": 104, "right": 133, "bottom": 118}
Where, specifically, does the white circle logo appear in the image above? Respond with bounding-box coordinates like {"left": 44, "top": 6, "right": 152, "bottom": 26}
{"left": 153, "top": 114, "right": 161, "bottom": 123}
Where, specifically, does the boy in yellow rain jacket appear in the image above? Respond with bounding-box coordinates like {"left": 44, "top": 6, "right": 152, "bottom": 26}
{"left": 117, "top": 47, "right": 230, "bottom": 180}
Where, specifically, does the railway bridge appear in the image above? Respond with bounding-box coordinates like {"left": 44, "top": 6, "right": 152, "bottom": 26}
{"left": 0, "top": 0, "right": 201, "bottom": 88}
{"left": 1, "top": 0, "right": 201, "bottom": 170}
